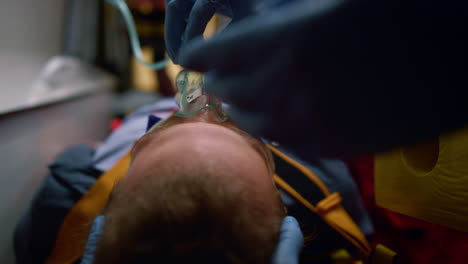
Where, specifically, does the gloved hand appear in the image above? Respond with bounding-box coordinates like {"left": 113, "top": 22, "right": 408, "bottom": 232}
{"left": 164, "top": 0, "right": 259, "bottom": 64}
{"left": 179, "top": 0, "right": 468, "bottom": 158}
{"left": 179, "top": 0, "right": 361, "bottom": 157}
{"left": 272, "top": 216, "right": 304, "bottom": 264}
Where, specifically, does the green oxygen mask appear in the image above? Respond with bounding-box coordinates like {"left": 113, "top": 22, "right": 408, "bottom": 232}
{"left": 174, "top": 70, "right": 229, "bottom": 123}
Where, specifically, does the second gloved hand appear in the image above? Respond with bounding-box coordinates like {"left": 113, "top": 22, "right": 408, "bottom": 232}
{"left": 164, "top": 0, "right": 259, "bottom": 64}
{"left": 272, "top": 216, "right": 304, "bottom": 264}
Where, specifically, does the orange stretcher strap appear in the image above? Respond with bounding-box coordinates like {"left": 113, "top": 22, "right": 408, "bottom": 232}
{"left": 267, "top": 145, "right": 331, "bottom": 196}
{"left": 45, "top": 153, "right": 131, "bottom": 264}
{"left": 268, "top": 145, "right": 372, "bottom": 257}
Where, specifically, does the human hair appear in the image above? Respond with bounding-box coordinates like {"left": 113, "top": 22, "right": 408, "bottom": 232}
{"left": 94, "top": 144, "right": 285, "bottom": 264}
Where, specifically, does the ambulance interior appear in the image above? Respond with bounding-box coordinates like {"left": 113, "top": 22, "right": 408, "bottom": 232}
{"left": 0, "top": 1, "right": 467, "bottom": 264}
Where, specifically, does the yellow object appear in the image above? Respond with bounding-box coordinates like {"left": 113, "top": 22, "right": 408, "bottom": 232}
{"left": 330, "top": 249, "right": 364, "bottom": 264}
{"left": 131, "top": 46, "right": 159, "bottom": 92}
{"left": 165, "top": 59, "right": 183, "bottom": 89}
{"left": 371, "top": 245, "right": 398, "bottom": 264}
{"left": 375, "top": 127, "right": 468, "bottom": 232}
{"left": 269, "top": 145, "right": 371, "bottom": 257}
{"left": 45, "top": 153, "right": 131, "bottom": 264}
{"left": 270, "top": 145, "right": 397, "bottom": 264}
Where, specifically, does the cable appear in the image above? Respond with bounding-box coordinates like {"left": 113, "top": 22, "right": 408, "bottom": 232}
{"left": 105, "top": 0, "right": 169, "bottom": 70}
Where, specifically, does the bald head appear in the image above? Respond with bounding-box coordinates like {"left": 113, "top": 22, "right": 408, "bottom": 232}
{"left": 126, "top": 122, "right": 275, "bottom": 193}
{"left": 95, "top": 121, "right": 285, "bottom": 263}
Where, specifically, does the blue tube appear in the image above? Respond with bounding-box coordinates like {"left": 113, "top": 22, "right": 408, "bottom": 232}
{"left": 105, "top": 0, "right": 169, "bottom": 70}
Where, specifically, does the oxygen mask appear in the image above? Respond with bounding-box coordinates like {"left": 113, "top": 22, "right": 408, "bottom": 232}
{"left": 174, "top": 70, "right": 229, "bottom": 123}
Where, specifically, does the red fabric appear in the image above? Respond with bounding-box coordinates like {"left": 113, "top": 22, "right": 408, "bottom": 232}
{"left": 346, "top": 156, "right": 468, "bottom": 264}
{"left": 127, "top": 0, "right": 165, "bottom": 11}
{"left": 110, "top": 118, "right": 123, "bottom": 132}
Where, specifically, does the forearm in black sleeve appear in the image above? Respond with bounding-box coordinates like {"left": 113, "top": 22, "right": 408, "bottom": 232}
{"left": 293, "top": 0, "right": 468, "bottom": 157}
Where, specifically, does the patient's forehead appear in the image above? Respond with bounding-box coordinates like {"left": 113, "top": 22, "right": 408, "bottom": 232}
{"left": 124, "top": 122, "right": 275, "bottom": 192}
{"left": 135, "top": 122, "right": 254, "bottom": 155}
{"left": 132, "top": 123, "right": 263, "bottom": 170}
{"left": 133, "top": 114, "right": 274, "bottom": 170}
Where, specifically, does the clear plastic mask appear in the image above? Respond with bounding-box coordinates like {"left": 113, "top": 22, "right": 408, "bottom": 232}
{"left": 174, "top": 70, "right": 229, "bottom": 122}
